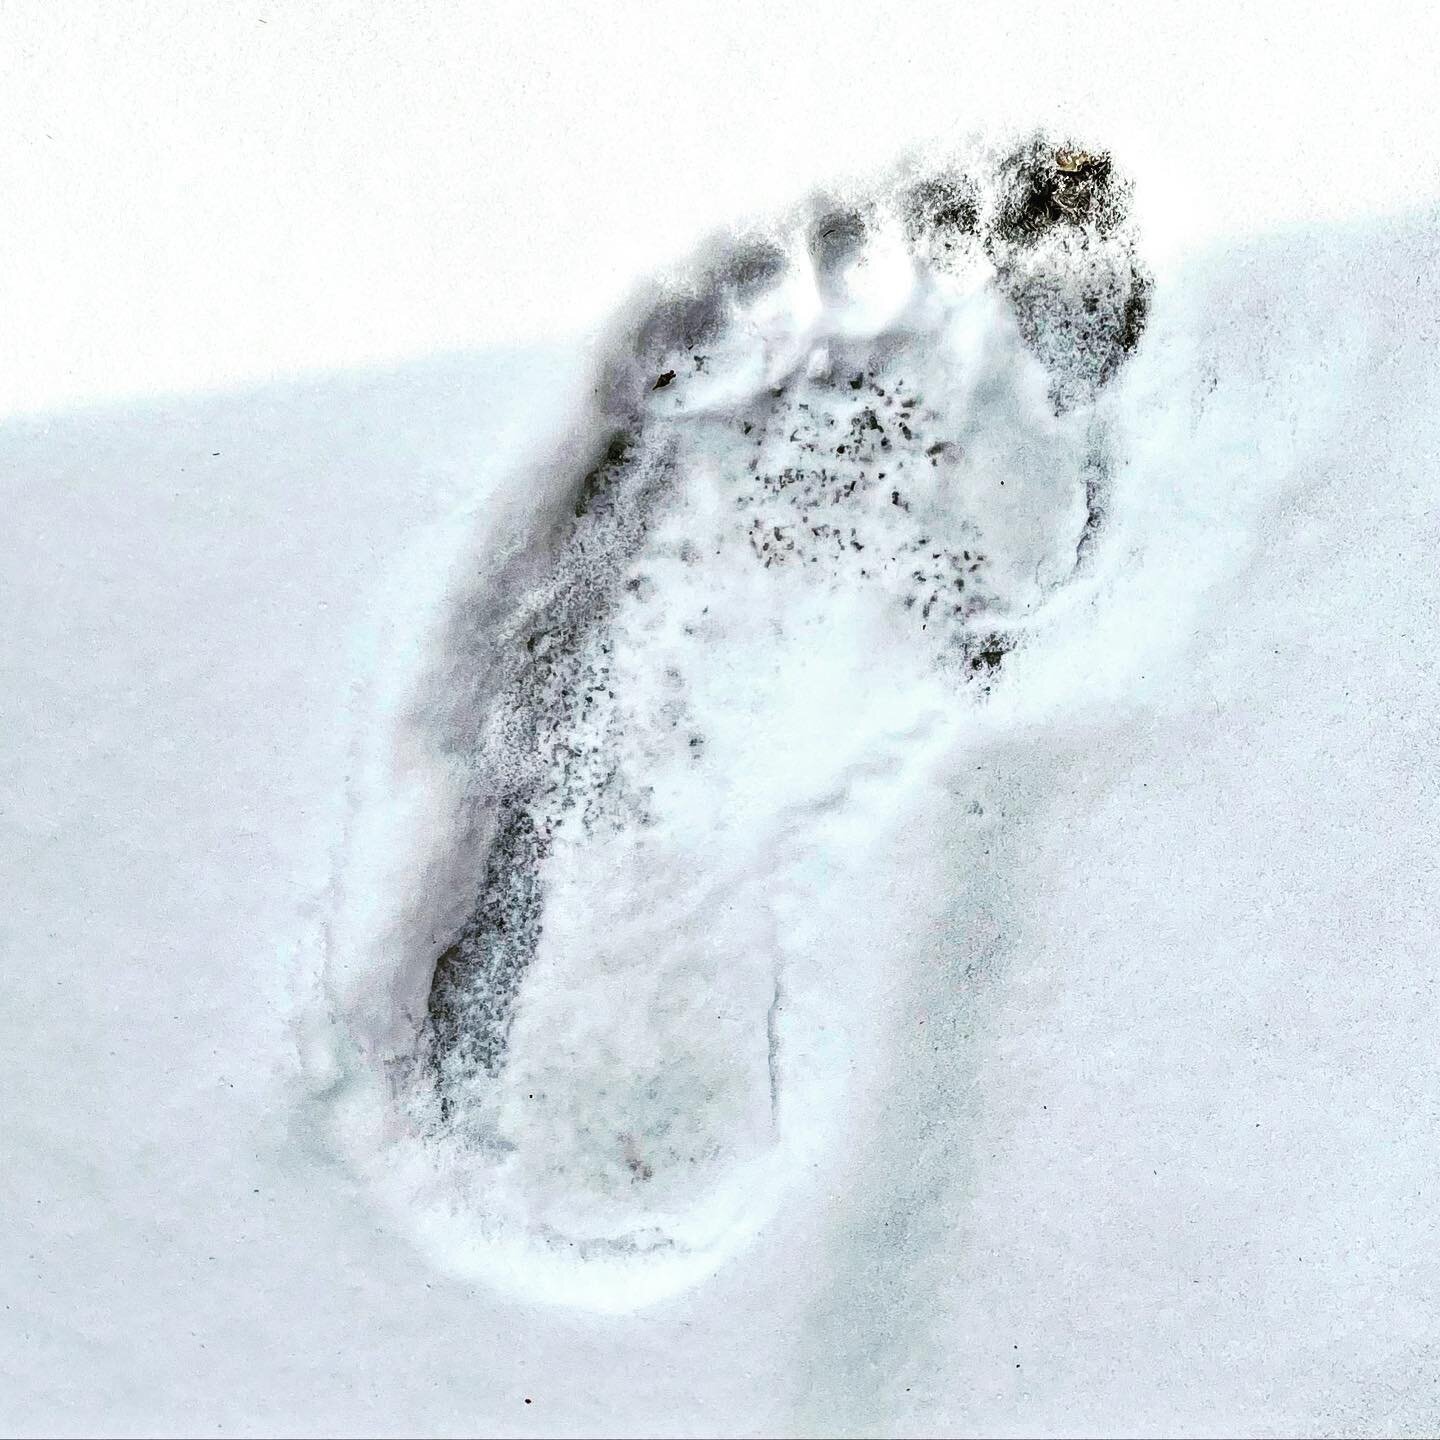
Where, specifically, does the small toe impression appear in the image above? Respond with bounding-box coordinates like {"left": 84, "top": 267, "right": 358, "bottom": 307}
{"left": 617, "top": 237, "right": 808, "bottom": 413}
{"left": 901, "top": 169, "right": 981, "bottom": 262}
{"left": 635, "top": 287, "right": 726, "bottom": 365}
{"left": 808, "top": 204, "right": 869, "bottom": 280}
{"left": 718, "top": 238, "right": 790, "bottom": 301}
{"left": 805, "top": 197, "right": 918, "bottom": 334}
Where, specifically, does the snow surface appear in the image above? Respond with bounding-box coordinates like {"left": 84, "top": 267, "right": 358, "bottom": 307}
{"left": 5, "top": 159, "right": 1440, "bottom": 1440}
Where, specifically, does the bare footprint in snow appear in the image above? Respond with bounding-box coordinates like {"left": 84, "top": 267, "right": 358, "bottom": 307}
{"left": 312, "top": 134, "right": 1150, "bottom": 1310}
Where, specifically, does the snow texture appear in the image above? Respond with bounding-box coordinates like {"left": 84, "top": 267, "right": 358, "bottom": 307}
{"left": 5, "top": 129, "right": 1440, "bottom": 1437}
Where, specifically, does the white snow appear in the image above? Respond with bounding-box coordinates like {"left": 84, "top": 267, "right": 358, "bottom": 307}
{"left": 6, "top": 13, "right": 1440, "bottom": 1435}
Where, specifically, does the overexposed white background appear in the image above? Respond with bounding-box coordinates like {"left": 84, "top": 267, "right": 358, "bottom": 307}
{"left": 3, "top": 0, "right": 1438, "bottom": 417}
